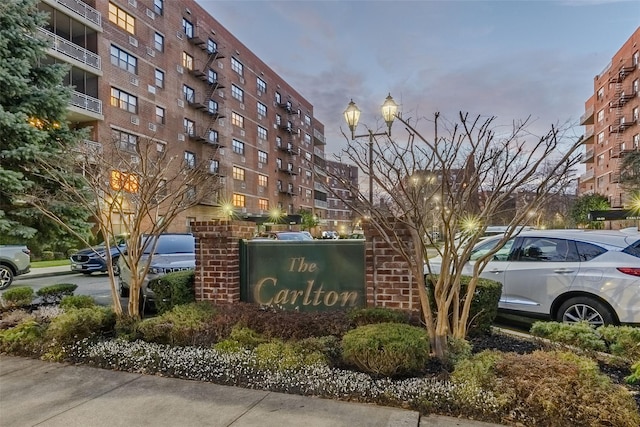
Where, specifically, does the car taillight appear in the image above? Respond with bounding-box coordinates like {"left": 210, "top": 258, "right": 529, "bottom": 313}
{"left": 617, "top": 267, "right": 640, "bottom": 277}
{"left": 22, "top": 248, "right": 31, "bottom": 255}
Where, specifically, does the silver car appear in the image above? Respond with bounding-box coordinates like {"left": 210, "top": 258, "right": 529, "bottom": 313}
{"left": 428, "top": 229, "right": 640, "bottom": 326}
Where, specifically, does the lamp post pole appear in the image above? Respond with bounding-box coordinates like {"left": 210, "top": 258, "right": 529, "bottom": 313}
{"left": 344, "top": 94, "right": 399, "bottom": 207}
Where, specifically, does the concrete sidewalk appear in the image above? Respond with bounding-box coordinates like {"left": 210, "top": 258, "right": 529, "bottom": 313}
{"left": 15, "top": 265, "right": 76, "bottom": 281}
{"left": 0, "top": 355, "right": 502, "bottom": 427}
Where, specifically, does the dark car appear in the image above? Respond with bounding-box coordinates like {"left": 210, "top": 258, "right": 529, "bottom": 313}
{"left": 70, "top": 236, "right": 127, "bottom": 275}
{"left": 118, "top": 233, "right": 195, "bottom": 309}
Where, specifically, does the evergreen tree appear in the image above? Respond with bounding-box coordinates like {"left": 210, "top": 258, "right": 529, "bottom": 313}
{"left": 0, "top": 0, "right": 90, "bottom": 250}
{"left": 569, "top": 193, "right": 610, "bottom": 229}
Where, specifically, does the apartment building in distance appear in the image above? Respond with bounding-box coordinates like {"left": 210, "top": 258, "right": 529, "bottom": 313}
{"left": 579, "top": 27, "right": 639, "bottom": 209}
{"left": 324, "top": 160, "right": 360, "bottom": 235}
{"left": 36, "top": 0, "right": 328, "bottom": 232}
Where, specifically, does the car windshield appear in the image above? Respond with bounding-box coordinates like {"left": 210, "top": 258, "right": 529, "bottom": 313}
{"left": 469, "top": 237, "right": 514, "bottom": 262}
{"left": 142, "top": 235, "right": 194, "bottom": 254}
{"left": 276, "top": 232, "right": 313, "bottom": 241}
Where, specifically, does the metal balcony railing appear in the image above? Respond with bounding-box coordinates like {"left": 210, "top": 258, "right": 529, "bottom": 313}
{"left": 38, "top": 28, "right": 101, "bottom": 71}
{"left": 70, "top": 90, "right": 102, "bottom": 115}
{"left": 54, "top": 0, "right": 101, "bottom": 27}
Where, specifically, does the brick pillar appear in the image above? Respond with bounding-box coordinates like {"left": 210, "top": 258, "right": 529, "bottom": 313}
{"left": 191, "top": 220, "right": 255, "bottom": 304}
{"left": 363, "top": 219, "right": 420, "bottom": 311}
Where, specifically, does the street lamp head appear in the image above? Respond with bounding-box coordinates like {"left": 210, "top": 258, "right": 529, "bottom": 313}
{"left": 343, "top": 99, "right": 361, "bottom": 140}
{"left": 380, "top": 93, "right": 398, "bottom": 136}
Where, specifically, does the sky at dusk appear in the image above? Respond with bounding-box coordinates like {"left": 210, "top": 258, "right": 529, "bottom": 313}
{"left": 198, "top": 0, "right": 640, "bottom": 157}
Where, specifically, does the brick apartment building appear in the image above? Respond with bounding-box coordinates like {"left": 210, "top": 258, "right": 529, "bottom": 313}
{"left": 324, "top": 160, "right": 360, "bottom": 235}
{"left": 579, "top": 27, "right": 640, "bottom": 208}
{"left": 37, "top": 0, "right": 330, "bottom": 232}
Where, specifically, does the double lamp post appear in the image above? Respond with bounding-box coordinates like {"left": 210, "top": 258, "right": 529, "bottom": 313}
{"left": 343, "top": 94, "right": 399, "bottom": 206}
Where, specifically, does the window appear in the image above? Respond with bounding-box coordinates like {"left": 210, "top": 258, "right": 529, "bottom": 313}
{"left": 275, "top": 136, "right": 282, "bottom": 147}
{"left": 634, "top": 79, "right": 639, "bottom": 94}
{"left": 257, "top": 77, "right": 266, "bottom": 93}
{"left": 277, "top": 180, "right": 283, "bottom": 191}
{"left": 304, "top": 152, "right": 312, "bottom": 162}
{"left": 304, "top": 114, "right": 311, "bottom": 126}
{"left": 257, "top": 102, "right": 267, "bottom": 118}
{"left": 231, "top": 112, "right": 244, "bottom": 128}
{"left": 156, "top": 143, "right": 165, "bottom": 153}
{"left": 634, "top": 51, "right": 640, "bottom": 66}
{"left": 232, "top": 166, "right": 245, "bottom": 181}
{"left": 207, "top": 38, "right": 217, "bottom": 54}
{"left": 596, "top": 154, "right": 605, "bottom": 166}
{"left": 597, "top": 109, "right": 604, "bottom": 122}
{"left": 275, "top": 114, "right": 281, "bottom": 126}
{"left": 209, "top": 160, "right": 219, "bottom": 174}
{"left": 258, "top": 150, "right": 267, "bottom": 164}
{"left": 110, "top": 170, "right": 139, "bottom": 192}
{"left": 597, "top": 87, "right": 604, "bottom": 101}
{"left": 183, "top": 118, "right": 195, "bottom": 136}
{"left": 275, "top": 92, "right": 281, "bottom": 104}
{"left": 207, "top": 69, "right": 218, "bottom": 85}
{"left": 597, "top": 175, "right": 606, "bottom": 188}
{"left": 233, "top": 193, "right": 245, "bottom": 208}
{"left": 153, "top": 0, "right": 163, "bottom": 15}
{"left": 276, "top": 158, "right": 282, "bottom": 169}
{"left": 231, "top": 84, "right": 244, "bottom": 102}
{"left": 634, "top": 133, "right": 639, "bottom": 148}
{"left": 110, "top": 88, "right": 137, "bottom": 113}
{"left": 259, "top": 198, "right": 268, "bottom": 211}
{"left": 108, "top": 3, "right": 135, "bottom": 34}
{"left": 208, "top": 100, "right": 218, "bottom": 114}
{"left": 597, "top": 131, "right": 605, "bottom": 144}
{"left": 633, "top": 107, "right": 639, "bottom": 122}
{"left": 183, "top": 85, "right": 195, "bottom": 103}
{"left": 208, "top": 129, "right": 219, "bottom": 143}
{"left": 258, "top": 174, "right": 268, "bottom": 187}
{"left": 155, "top": 106, "right": 165, "bottom": 124}
{"left": 305, "top": 170, "right": 312, "bottom": 180}
{"left": 232, "top": 139, "right": 245, "bottom": 155}
{"left": 182, "top": 18, "right": 193, "bottom": 38}
{"left": 257, "top": 126, "right": 267, "bottom": 140}
{"left": 231, "top": 57, "right": 243, "bottom": 75}
{"left": 155, "top": 69, "right": 164, "bottom": 88}
{"left": 154, "top": 32, "right": 164, "bottom": 52}
{"left": 112, "top": 129, "right": 137, "bottom": 152}
{"left": 182, "top": 52, "right": 193, "bottom": 70}
{"left": 110, "top": 45, "right": 137, "bottom": 73}
{"left": 516, "top": 237, "right": 579, "bottom": 262}
{"left": 184, "top": 151, "right": 196, "bottom": 169}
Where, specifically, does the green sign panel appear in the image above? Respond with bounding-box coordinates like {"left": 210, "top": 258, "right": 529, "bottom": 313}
{"left": 240, "top": 240, "right": 365, "bottom": 311}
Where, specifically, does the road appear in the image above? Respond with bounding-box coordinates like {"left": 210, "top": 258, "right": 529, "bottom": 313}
{"left": 3, "top": 272, "right": 116, "bottom": 307}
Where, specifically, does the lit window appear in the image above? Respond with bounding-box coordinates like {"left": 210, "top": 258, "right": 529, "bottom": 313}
{"left": 155, "top": 69, "right": 164, "bottom": 88}
{"left": 233, "top": 166, "right": 245, "bottom": 181}
{"left": 184, "top": 151, "right": 196, "bottom": 169}
{"left": 257, "top": 77, "right": 266, "bottom": 93}
{"left": 259, "top": 198, "right": 268, "bottom": 210}
{"left": 182, "top": 18, "right": 194, "bottom": 38}
{"left": 182, "top": 52, "right": 193, "bottom": 70}
{"left": 154, "top": 32, "right": 164, "bottom": 51}
{"left": 231, "top": 57, "right": 243, "bottom": 75}
{"left": 231, "top": 84, "right": 244, "bottom": 102}
{"left": 258, "top": 175, "right": 268, "bottom": 187}
{"left": 258, "top": 150, "right": 267, "bottom": 164}
{"left": 257, "top": 126, "right": 267, "bottom": 140}
{"left": 231, "top": 112, "right": 244, "bottom": 128}
{"left": 110, "top": 170, "right": 139, "bottom": 192}
{"left": 155, "top": 106, "right": 165, "bottom": 124}
{"left": 108, "top": 3, "right": 135, "bottom": 34}
{"left": 257, "top": 102, "right": 267, "bottom": 118}
{"left": 110, "top": 45, "right": 137, "bottom": 73}
{"left": 232, "top": 139, "right": 245, "bottom": 155}
{"left": 110, "top": 88, "right": 137, "bottom": 113}
{"left": 233, "top": 193, "right": 245, "bottom": 208}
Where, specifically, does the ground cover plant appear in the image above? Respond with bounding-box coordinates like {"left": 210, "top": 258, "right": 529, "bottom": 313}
{"left": 0, "top": 299, "right": 638, "bottom": 426}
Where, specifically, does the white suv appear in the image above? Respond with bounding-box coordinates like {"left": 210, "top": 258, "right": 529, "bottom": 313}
{"left": 428, "top": 229, "right": 640, "bottom": 326}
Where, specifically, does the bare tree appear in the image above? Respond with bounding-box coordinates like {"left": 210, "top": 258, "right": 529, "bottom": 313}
{"left": 27, "top": 135, "right": 222, "bottom": 318}
{"left": 330, "top": 112, "right": 582, "bottom": 359}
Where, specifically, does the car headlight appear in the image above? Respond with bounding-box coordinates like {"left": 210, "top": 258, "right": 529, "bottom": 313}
{"left": 149, "top": 267, "right": 165, "bottom": 274}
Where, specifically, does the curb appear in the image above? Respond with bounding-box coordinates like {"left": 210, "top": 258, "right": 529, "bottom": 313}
{"left": 15, "top": 270, "right": 77, "bottom": 281}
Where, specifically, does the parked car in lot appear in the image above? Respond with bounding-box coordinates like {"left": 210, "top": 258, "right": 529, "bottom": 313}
{"left": 427, "top": 229, "right": 640, "bottom": 326}
{"left": 118, "top": 233, "right": 195, "bottom": 309}
{"left": 253, "top": 231, "right": 314, "bottom": 241}
{"left": 0, "top": 245, "right": 31, "bottom": 290}
{"left": 70, "top": 235, "right": 127, "bottom": 275}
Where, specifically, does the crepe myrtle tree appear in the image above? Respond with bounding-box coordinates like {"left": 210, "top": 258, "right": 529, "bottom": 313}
{"left": 27, "top": 135, "right": 223, "bottom": 318}
{"left": 329, "top": 111, "right": 582, "bottom": 359}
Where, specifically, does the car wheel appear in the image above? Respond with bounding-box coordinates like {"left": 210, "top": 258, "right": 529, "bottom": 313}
{"left": 0, "top": 265, "right": 14, "bottom": 290}
{"left": 557, "top": 297, "right": 616, "bottom": 327}
{"left": 118, "top": 279, "right": 129, "bottom": 298}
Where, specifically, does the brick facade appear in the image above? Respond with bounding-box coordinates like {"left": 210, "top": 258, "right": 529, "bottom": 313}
{"left": 192, "top": 220, "right": 420, "bottom": 311}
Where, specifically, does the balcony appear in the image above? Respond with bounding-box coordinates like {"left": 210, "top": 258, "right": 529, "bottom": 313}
{"left": 313, "top": 128, "right": 326, "bottom": 145}
{"left": 579, "top": 169, "right": 595, "bottom": 183}
{"left": 38, "top": 28, "right": 101, "bottom": 72}
{"left": 43, "top": 0, "right": 102, "bottom": 29}
{"left": 582, "top": 128, "right": 595, "bottom": 145}
{"left": 580, "top": 107, "right": 594, "bottom": 126}
{"left": 279, "top": 123, "right": 296, "bottom": 134}
{"left": 279, "top": 166, "right": 298, "bottom": 176}
{"left": 313, "top": 146, "right": 325, "bottom": 159}
{"left": 277, "top": 144, "right": 298, "bottom": 155}
{"left": 610, "top": 118, "right": 636, "bottom": 134}
{"left": 68, "top": 90, "right": 102, "bottom": 121}
{"left": 580, "top": 149, "right": 594, "bottom": 163}
{"left": 74, "top": 139, "right": 102, "bottom": 163}
{"left": 314, "top": 199, "right": 328, "bottom": 209}
{"left": 278, "top": 102, "right": 295, "bottom": 114}
{"left": 278, "top": 188, "right": 296, "bottom": 197}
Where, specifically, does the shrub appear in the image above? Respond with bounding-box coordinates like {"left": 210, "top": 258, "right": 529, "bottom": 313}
{"left": 452, "top": 350, "right": 640, "bottom": 426}
{"left": 294, "top": 336, "right": 342, "bottom": 367}
{"left": 60, "top": 295, "right": 96, "bottom": 310}
{"left": 45, "top": 306, "right": 116, "bottom": 346}
{"left": 425, "top": 275, "right": 501, "bottom": 336}
{"left": 598, "top": 325, "right": 640, "bottom": 361}
{"left": 0, "top": 309, "right": 34, "bottom": 330}
{"left": 446, "top": 336, "right": 472, "bottom": 367}
{"left": 36, "top": 284, "right": 78, "bottom": 304}
{"left": 42, "top": 251, "right": 55, "bottom": 261}
{"left": 529, "top": 321, "right": 606, "bottom": 352}
{"left": 0, "top": 319, "right": 45, "bottom": 355}
{"left": 626, "top": 360, "right": 640, "bottom": 385}
{"left": 254, "top": 339, "right": 327, "bottom": 371}
{"left": 341, "top": 322, "right": 430, "bottom": 377}
{"left": 137, "top": 302, "right": 216, "bottom": 346}
{"left": 114, "top": 315, "right": 141, "bottom": 341}
{"left": 66, "top": 248, "right": 78, "bottom": 258}
{"left": 1, "top": 287, "right": 35, "bottom": 308}
{"left": 148, "top": 270, "right": 195, "bottom": 314}
{"left": 347, "top": 307, "right": 410, "bottom": 326}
